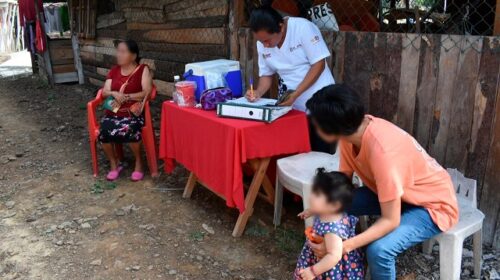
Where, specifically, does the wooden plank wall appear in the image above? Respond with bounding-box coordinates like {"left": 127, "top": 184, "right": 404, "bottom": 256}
{"left": 238, "top": 30, "right": 500, "bottom": 248}
{"left": 81, "top": 0, "right": 500, "bottom": 246}
{"left": 335, "top": 32, "right": 500, "bottom": 248}
{"left": 80, "top": 0, "right": 229, "bottom": 95}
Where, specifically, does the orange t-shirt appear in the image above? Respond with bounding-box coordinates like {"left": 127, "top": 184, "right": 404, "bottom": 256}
{"left": 339, "top": 115, "right": 459, "bottom": 231}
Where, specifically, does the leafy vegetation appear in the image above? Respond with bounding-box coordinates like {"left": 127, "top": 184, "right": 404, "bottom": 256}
{"left": 90, "top": 181, "right": 117, "bottom": 194}
{"left": 189, "top": 231, "right": 205, "bottom": 242}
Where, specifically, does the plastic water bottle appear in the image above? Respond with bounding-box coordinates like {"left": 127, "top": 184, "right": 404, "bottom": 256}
{"left": 173, "top": 75, "right": 180, "bottom": 104}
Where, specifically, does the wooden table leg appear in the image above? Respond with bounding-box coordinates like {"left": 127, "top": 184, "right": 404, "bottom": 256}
{"left": 233, "top": 157, "right": 271, "bottom": 237}
{"left": 260, "top": 173, "right": 275, "bottom": 202}
{"left": 248, "top": 159, "right": 275, "bottom": 203}
{"left": 183, "top": 172, "right": 198, "bottom": 198}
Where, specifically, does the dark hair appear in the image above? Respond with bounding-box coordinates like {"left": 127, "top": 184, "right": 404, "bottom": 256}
{"left": 306, "top": 84, "right": 365, "bottom": 136}
{"left": 312, "top": 168, "right": 354, "bottom": 211}
{"left": 249, "top": 6, "right": 284, "bottom": 33}
{"left": 115, "top": 39, "right": 140, "bottom": 64}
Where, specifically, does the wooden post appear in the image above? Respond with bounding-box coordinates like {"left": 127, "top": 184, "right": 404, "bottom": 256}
{"left": 72, "top": 34, "right": 84, "bottom": 84}
{"left": 494, "top": 0, "right": 500, "bottom": 35}
{"left": 67, "top": 0, "right": 84, "bottom": 84}
{"left": 378, "top": 0, "right": 384, "bottom": 28}
{"left": 42, "top": 49, "right": 55, "bottom": 86}
{"left": 68, "top": 0, "right": 73, "bottom": 31}
{"left": 79, "top": 0, "right": 83, "bottom": 37}
{"left": 85, "top": 0, "right": 90, "bottom": 38}
{"left": 228, "top": 0, "right": 244, "bottom": 60}
{"left": 414, "top": 7, "right": 421, "bottom": 33}
{"left": 239, "top": 28, "right": 253, "bottom": 91}
{"left": 33, "top": 0, "right": 54, "bottom": 86}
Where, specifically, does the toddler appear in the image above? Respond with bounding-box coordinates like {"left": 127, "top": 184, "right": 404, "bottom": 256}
{"left": 295, "top": 168, "right": 364, "bottom": 280}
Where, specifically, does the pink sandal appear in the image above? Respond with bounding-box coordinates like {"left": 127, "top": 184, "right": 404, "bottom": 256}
{"left": 106, "top": 166, "right": 124, "bottom": 181}
{"left": 131, "top": 171, "right": 144, "bottom": 182}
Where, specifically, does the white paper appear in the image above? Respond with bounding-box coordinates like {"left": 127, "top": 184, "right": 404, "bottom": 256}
{"left": 227, "top": 97, "right": 279, "bottom": 107}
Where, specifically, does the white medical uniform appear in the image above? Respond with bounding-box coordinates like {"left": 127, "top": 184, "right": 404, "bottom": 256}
{"left": 257, "top": 17, "right": 335, "bottom": 112}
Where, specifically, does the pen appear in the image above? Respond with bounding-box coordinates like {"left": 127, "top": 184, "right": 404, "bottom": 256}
{"left": 250, "top": 78, "right": 254, "bottom": 99}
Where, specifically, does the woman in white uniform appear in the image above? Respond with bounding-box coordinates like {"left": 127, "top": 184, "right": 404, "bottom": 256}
{"left": 246, "top": 6, "right": 335, "bottom": 152}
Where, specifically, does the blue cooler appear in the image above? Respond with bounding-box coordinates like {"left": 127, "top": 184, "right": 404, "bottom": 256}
{"left": 184, "top": 59, "right": 243, "bottom": 101}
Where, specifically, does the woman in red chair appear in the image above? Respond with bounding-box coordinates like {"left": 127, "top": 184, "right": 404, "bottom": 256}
{"left": 100, "top": 39, "right": 153, "bottom": 182}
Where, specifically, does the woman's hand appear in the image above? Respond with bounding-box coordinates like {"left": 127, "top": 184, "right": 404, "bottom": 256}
{"left": 112, "top": 92, "right": 127, "bottom": 104}
{"left": 342, "top": 239, "right": 353, "bottom": 255}
{"left": 299, "top": 268, "right": 316, "bottom": 280}
{"left": 308, "top": 240, "right": 327, "bottom": 259}
{"left": 277, "top": 91, "right": 298, "bottom": 106}
{"left": 130, "top": 104, "right": 142, "bottom": 116}
{"left": 245, "top": 89, "right": 262, "bottom": 102}
{"left": 297, "top": 209, "right": 313, "bottom": 220}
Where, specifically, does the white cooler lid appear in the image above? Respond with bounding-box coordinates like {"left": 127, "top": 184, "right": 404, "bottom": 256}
{"left": 185, "top": 59, "right": 240, "bottom": 76}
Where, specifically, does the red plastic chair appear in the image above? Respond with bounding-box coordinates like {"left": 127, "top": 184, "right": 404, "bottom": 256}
{"left": 87, "top": 86, "right": 159, "bottom": 178}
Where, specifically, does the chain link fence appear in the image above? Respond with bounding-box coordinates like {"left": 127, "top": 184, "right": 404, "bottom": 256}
{"left": 244, "top": 0, "right": 498, "bottom": 53}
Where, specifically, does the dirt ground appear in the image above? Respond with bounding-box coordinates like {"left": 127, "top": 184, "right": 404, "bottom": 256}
{"left": 0, "top": 75, "right": 498, "bottom": 280}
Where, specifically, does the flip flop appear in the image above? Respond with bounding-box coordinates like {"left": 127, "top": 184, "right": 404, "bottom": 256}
{"left": 106, "top": 165, "right": 124, "bottom": 181}
{"left": 131, "top": 171, "right": 144, "bottom": 182}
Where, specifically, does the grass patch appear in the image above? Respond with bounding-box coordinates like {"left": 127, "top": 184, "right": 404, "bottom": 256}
{"left": 47, "top": 93, "right": 56, "bottom": 102}
{"left": 274, "top": 226, "right": 304, "bottom": 253}
{"left": 189, "top": 231, "right": 205, "bottom": 242}
{"left": 90, "top": 181, "right": 117, "bottom": 194}
{"left": 35, "top": 78, "right": 50, "bottom": 89}
{"left": 246, "top": 224, "right": 270, "bottom": 237}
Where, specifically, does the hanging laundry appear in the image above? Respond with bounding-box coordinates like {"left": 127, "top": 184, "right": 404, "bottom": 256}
{"left": 19, "top": 0, "right": 45, "bottom": 53}
{"left": 29, "top": 23, "right": 36, "bottom": 53}
{"left": 18, "top": 0, "right": 44, "bottom": 27}
{"left": 59, "top": 4, "right": 70, "bottom": 32}
{"left": 43, "top": 3, "right": 69, "bottom": 35}
{"left": 44, "top": 4, "right": 62, "bottom": 33}
{"left": 35, "top": 18, "right": 45, "bottom": 52}
{"left": 22, "top": 21, "right": 36, "bottom": 54}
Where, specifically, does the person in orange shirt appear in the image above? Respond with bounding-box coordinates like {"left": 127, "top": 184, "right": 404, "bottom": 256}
{"left": 304, "top": 84, "right": 459, "bottom": 280}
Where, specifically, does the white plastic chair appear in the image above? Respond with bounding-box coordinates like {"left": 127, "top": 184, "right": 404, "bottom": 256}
{"left": 422, "top": 168, "right": 485, "bottom": 280}
{"left": 273, "top": 151, "right": 340, "bottom": 227}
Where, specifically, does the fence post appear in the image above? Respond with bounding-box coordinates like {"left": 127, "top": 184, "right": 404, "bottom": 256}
{"left": 229, "top": 0, "right": 244, "bottom": 60}
{"left": 494, "top": 0, "right": 500, "bottom": 35}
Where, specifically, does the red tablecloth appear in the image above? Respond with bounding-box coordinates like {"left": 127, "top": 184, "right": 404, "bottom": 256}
{"left": 159, "top": 101, "right": 311, "bottom": 212}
